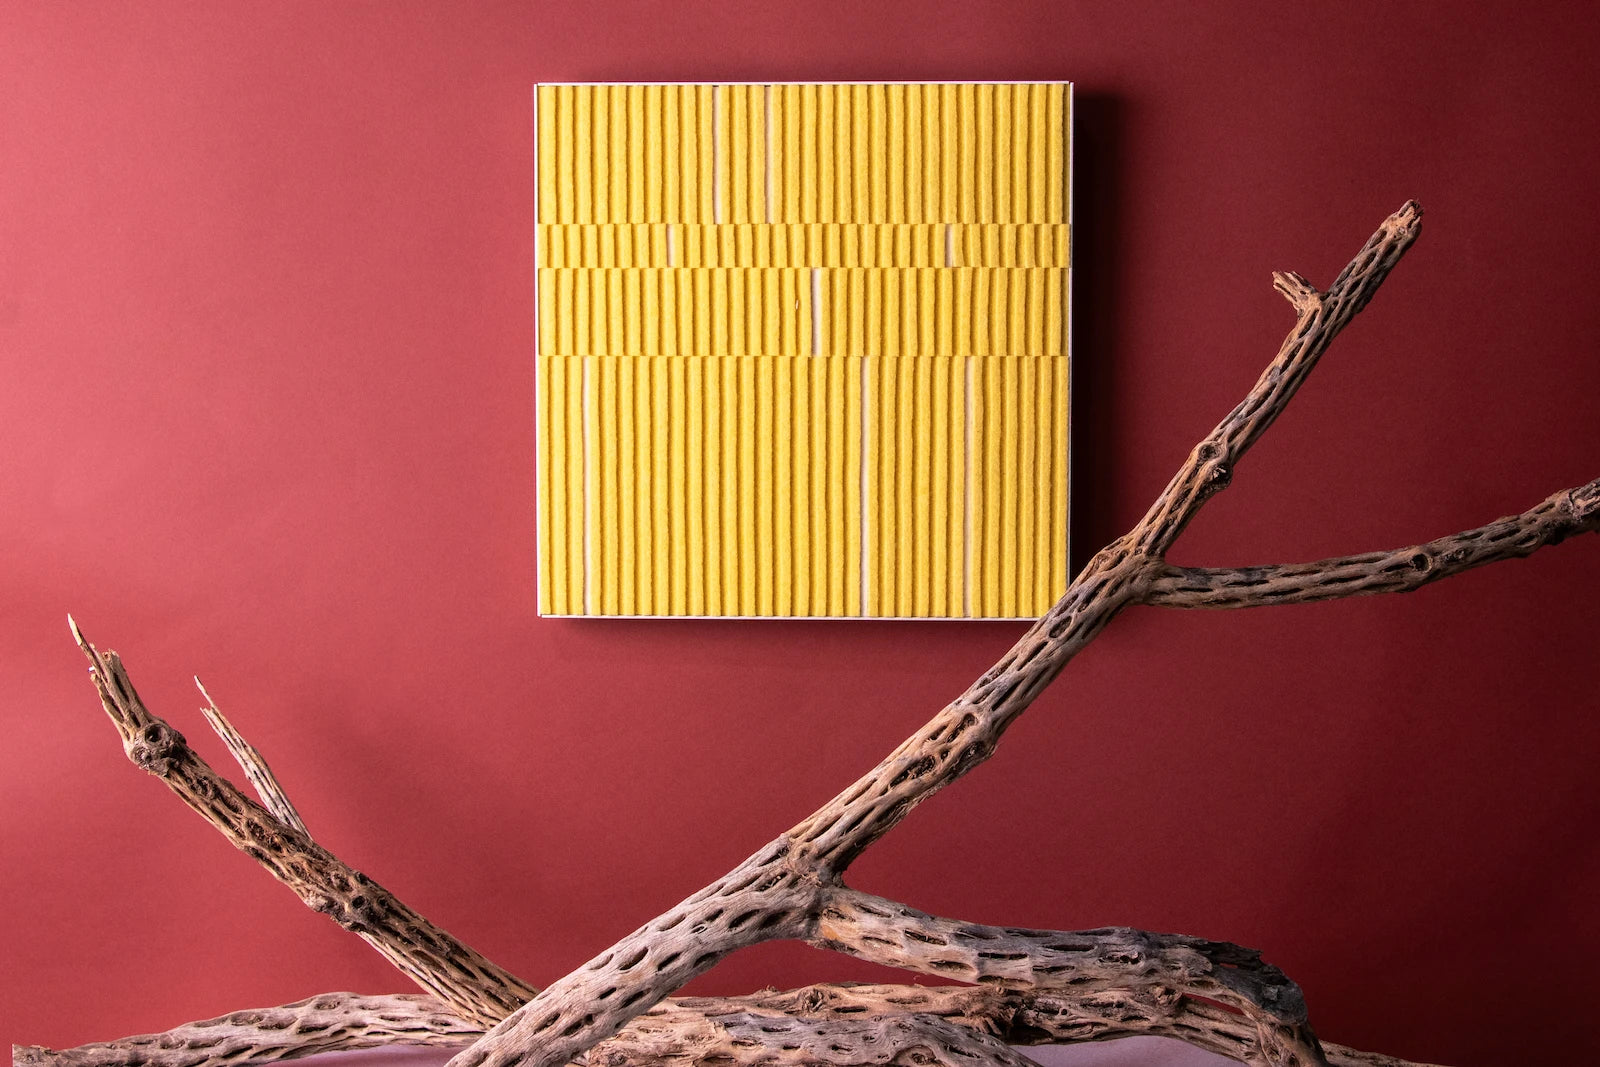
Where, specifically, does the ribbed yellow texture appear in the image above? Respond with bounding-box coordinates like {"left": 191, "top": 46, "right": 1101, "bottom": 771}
{"left": 536, "top": 82, "right": 1071, "bottom": 616}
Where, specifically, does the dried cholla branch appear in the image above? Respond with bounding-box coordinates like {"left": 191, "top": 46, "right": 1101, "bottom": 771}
{"left": 12, "top": 994, "right": 479, "bottom": 1067}
{"left": 1145, "top": 478, "right": 1600, "bottom": 608}
{"left": 15, "top": 984, "right": 1445, "bottom": 1067}
{"left": 67, "top": 617, "right": 536, "bottom": 1027}
{"left": 40, "top": 204, "right": 1590, "bottom": 1067}
{"left": 444, "top": 205, "right": 1459, "bottom": 1067}
{"left": 66, "top": 630, "right": 1322, "bottom": 1061}
{"left": 195, "top": 676, "right": 308, "bottom": 836}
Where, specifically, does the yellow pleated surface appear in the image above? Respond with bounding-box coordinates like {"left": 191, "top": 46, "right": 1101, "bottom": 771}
{"left": 536, "top": 82, "right": 1071, "bottom": 617}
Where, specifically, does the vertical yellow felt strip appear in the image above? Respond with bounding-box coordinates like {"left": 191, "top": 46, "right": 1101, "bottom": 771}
{"left": 644, "top": 85, "right": 663, "bottom": 223}
{"left": 553, "top": 269, "right": 574, "bottom": 356}
{"left": 1016, "top": 356, "right": 1036, "bottom": 615}
{"left": 668, "top": 351, "right": 688, "bottom": 614}
{"left": 618, "top": 356, "right": 637, "bottom": 616}
{"left": 897, "top": 353, "right": 917, "bottom": 616}
{"left": 756, "top": 356, "right": 776, "bottom": 613}
{"left": 937, "top": 268, "right": 954, "bottom": 358}
{"left": 1046, "top": 266, "right": 1065, "bottom": 357}
{"left": 663, "top": 86, "right": 681, "bottom": 223}
{"left": 703, "top": 356, "right": 724, "bottom": 614}
{"left": 939, "top": 83, "right": 956, "bottom": 221}
{"left": 727, "top": 84, "right": 745, "bottom": 224}
{"left": 817, "top": 85, "right": 835, "bottom": 223}
{"left": 967, "top": 354, "right": 984, "bottom": 613}
{"left": 635, "top": 356, "right": 655, "bottom": 614}
{"left": 982, "top": 356, "right": 1003, "bottom": 616}
{"left": 913, "top": 354, "right": 932, "bottom": 617}
{"left": 604, "top": 85, "right": 624, "bottom": 223}
{"left": 865, "top": 268, "right": 884, "bottom": 357}
{"left": 689, "top": 267, "right": 707, "bottom": 358}
{"left": 763, "top": 269, "right": 781, "bottom": 356}
{"left": 845, "top": 351, "right": 863, "bottom": 616}
{"left": 839, "top": 85, "right": 857, "bottom": 222}
{"left": 734, "top": 268, "right": 751, "bottom": 357}
{"left": 679, "top": 87, "right": 697, "bottom": 224}
{"left": 998, "top": 354, "right": 1019, "bottom": 617}
{"left": 686, "top": 356, "right": 705, "bottom": 615}
{"left": 1014, "top": 84, "right": 1032, "bottom": 222}
{"left": 1033, "top": 355, "right": 1054, "bottom": 615}
{"left": 1027, "top": 268, "right": 1046, "bottom": 359}
{"left": 711, "top": 269, "right": 728, "bottom": 357}
{"left": 791, "top": 355, "right": 810, "bottom": 615}
{"left": 870, "top": 84, "right": 889, "bottom": 223}
{"left": 623, "top": 269, "right": 642, "bottom": 355}
{"left": 917, "top": 266, "right": 936, "bottom": 358}
{"left": 722, "top": 357, "right": 741, "bottom": 612}
{"left": 827, "top": 351, "right": 846, "bottom": 614}
{"left": 592, "top": 86, "right": 611, "bottom": 222}
{"left": 811, "top": 355, "right": 829, "bottom": 612}
{"left": 994, "top": 83, "right": 1012, "bottom": 224}
{"left": 851, "top": 84, "right": 870, "bottom": 223}
{"left": 738, "top": 356, "right": 757, "bottom": 614}
{"left": 538, "top": 87, "right": 557, "bottom": 223}
{"left": 954, "top": 267, "right": 972, "bottom": 357}
{"left": 902, "top": 84, "right": 918, "bottom": 224}
{"left": 798, "top": 85, "right": 817, "bottom": 223}
{"left": 1028, "top": 85, "right": 1048, "bottom": 223}
{"left": 573, "top": 86, "right": 593, "bottom": 224}
{"left": 579, "top": 268, "right": 598, "bottom": 361}
{"left": 950, "top": 355, "right": 967, "bottom": 616}
{"left": 864, "top": 356, "right": 882, "bottom": 615}
{"left": 627, "top": 85, "right": 645, "bottom": 222}
{"left": 651, "top": 355, "right": 670, "bottom": 613}
{"left": 556, "top": 88, "right": 576, "bottom": 224}
{"left": 697, "top": 85, "right": 715, "bottom": 223}
{"left": 1054, "top": 354, "right": 1069, "bottom": 598}
{"left": 538, "top": 353, "right": 555, "bottom": 614}
{"left": 607, "top": 269, "right": 625, "bottom": 356}
{"left": 659, "top": 268, "right": 677, "bottom": 356}
{"left": 1048, "top": 84, "right": 1065, "bottom": 225}
{"left": 572, "top": 357, "right": 589, "bottom": 613}
{"left": 975, "top": 83, "right": 993, "bottom": 224}
{"left": 1010, "top": 267, "right": 1028, "bottom": 357}
{"left": 929, "top": 354, "right": 948, "bottom": 617}
{"left": 594, "top": 357, "right": 616, "bottom": 613}
{"left": 774, "top": 356, "right": 792, "bottom": 615}
{"left": 750, "top": 84, "right": 767, "bottom": 225}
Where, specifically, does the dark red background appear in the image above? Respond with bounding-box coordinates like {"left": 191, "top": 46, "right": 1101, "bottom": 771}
{"left": 3, "top": 3, "right": 1597, "bottom": 1064}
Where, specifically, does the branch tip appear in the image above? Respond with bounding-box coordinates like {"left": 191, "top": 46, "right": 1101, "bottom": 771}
{"left": 1271, "top": 270, "right": 1320, "bottom": 311}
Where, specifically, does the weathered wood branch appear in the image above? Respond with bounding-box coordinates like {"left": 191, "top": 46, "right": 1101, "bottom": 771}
{"left": 195, "top": 677, "right": 308, "bottom": 836}
{"left": 808, "top": 888, "right": 1319, "bottom": 1062}
{"left": 69, "top": 618, "right": 536, "bottom": 1026}
{"left": 16, "top": 985, "right": 1445, "bottom": 1067}
{"left": 1144, "top": 479, "right": 1600, "bottom": 608}
{"left": 48, "top": 204, "right": 1576, "bottom": 1067}
{"left": 64, "top": 630, "right": 1330, "bottom": 1063}
{"left": 12, "top": 994, "right": 479, "bottom": 1067}
{"left": 446, "top": 204, "right": 1433, "bottom": 1067}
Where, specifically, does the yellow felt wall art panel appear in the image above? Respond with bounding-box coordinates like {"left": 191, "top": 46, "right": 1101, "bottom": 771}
{"left": 535, "top": 82, "right": 1071, "bottom": 617}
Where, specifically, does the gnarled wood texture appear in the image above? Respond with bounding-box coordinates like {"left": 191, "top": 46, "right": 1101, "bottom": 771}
{"left": 69, "top": 618, "right": 536, "bottom": 1027}
{"left": 17, "top": 985, "right": 1445, "bottom": 1067}
{"left": 28, "top": 204, "right": 1595, "bottom": 1067}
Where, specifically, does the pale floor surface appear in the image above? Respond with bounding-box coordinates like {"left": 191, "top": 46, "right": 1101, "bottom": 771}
{"left": 292, "top": 1038, "right": 1231, "bottom": 1067}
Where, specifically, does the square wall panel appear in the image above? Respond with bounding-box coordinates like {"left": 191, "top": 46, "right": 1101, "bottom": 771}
{"left": 536, "top": 82, "right": 1071, "bottom": 618}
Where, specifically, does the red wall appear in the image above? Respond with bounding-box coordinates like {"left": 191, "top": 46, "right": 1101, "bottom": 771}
{"left": 3, "top": 4, "right": 1597, "bottom": 1064}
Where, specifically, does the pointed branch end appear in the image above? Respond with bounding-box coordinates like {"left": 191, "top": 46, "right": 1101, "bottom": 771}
{"left": 1389, "top": 199, "right": 1424, "bottom": 237}
{"left": 1564, "top": 477, "right": 1600, "bottom": 527}
{"left": 1271, "top": 270, "right": 1321, "bottom": 312}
